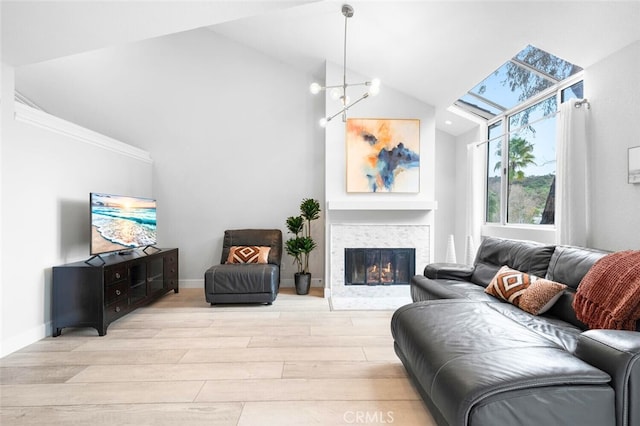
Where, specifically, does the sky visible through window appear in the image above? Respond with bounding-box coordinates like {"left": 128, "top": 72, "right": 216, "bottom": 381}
{"left": 456, "top": 44, "right": 582, "bottom": 120}
{"left": 470, "top": 63, "right": 553, "bottom": 111}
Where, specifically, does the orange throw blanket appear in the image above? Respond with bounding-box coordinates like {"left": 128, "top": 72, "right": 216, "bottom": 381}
{"left": 573, "top": 250, "right": 640, "bottom": 330}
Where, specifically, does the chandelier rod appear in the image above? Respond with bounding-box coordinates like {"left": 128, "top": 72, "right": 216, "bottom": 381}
{"left": 341, "top": 5, "right": 350, "bottom": 121}
{"left": 343, "top": 8, "right": 348, "bottom": 97}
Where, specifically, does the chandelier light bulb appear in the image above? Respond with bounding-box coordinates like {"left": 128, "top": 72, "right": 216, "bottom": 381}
{"left": 330, "top": 88, "right": 342, "bottom": 100}
{"left": 319, "top": 117, "right": 328, "bottom": 127}
{"left": 309, "top": 82, "right": 322, "bottom": 95}
{"left": 368, "top": 78, "right": 381, "bottom": 96}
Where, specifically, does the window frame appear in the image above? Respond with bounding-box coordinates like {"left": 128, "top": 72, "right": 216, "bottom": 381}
{"left": 484, "top": 72, "right": 584, "bottom": 228}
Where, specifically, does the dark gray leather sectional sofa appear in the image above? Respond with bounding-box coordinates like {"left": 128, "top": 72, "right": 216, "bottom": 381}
{"left": 391, "top": 236, "right": 640, "bottom": 426}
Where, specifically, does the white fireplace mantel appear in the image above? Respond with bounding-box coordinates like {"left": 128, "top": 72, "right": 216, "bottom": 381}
{"left": 327, "top": 200, "right": 437, "bottom": 211}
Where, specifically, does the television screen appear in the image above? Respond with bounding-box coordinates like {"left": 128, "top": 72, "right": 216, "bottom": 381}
{"left": 90, "top": 193, "right": 157, "bottom": 255}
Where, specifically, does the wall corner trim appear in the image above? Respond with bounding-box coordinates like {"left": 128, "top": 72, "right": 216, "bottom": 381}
{"left": 14, "top": 103, "right": 153, "bottom": 164}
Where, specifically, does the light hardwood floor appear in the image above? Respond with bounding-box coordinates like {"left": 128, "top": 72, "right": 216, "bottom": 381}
{"left": 1, "top": 288, "right": 435, "bottom": 425}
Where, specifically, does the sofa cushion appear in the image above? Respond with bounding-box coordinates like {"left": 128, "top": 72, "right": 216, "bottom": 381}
{"left": 424, "top": 262, "right": 474, "bottom": 280}
{"left": 546, "top": 245, "right": 608, "bottom": 290}
{"left": 206, "top": 263, "right": 279, "bottom": 294}
{"left": 411, "top": 275, "right": 496, "bottom": 302}
{"left": 226, "top": 246, "right": 271, "bottom": 264}
{"left": 485, "top": 266, "right": 567, "bottom": 315}
{"left": 470, "top": 237, "right": 555, "bottom": 287}
{"left": 545, "top": 245, "right": 608, "bottom": 329}
{"left": 220, "top": 229, "right": 283, "bottom": 265}
{"left": 391, "top": 300, "right": 613, "bottom": 426}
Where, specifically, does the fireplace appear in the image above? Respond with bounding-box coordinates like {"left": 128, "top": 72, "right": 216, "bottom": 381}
{"left": 345, "top": 248, "right": 415, "bottom": 285}
{"left": 329, "top": 224, "right": 430, "bottom": 299}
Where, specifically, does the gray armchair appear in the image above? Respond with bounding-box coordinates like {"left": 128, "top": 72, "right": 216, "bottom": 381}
{"left": 204, "top": 229, "right": 282, "bottom": 305}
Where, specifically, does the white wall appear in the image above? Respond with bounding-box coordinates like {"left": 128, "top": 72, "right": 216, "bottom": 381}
{"left": 15, "top": 28, "right": 326, "bottom": 287}
{"left": 1, "top": 61, "right": 7, "bottom": 357}
{"left": 434, "top": 130, "right": 457, "bottom": 262}
{"left": 586, "top": 41, "right": 640, "bottom": 251}
{"left": 1, "top": 63, "right": 153, "bottom": 356}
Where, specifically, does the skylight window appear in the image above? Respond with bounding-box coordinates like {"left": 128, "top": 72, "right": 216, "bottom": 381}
{"left": 455, "top": 45, "right": 582, "bottom": 120}
{"left": 514, "top": 45, "right": 582, "bottom": 81}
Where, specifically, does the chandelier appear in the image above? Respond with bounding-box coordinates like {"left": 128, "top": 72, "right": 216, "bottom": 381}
{"left": 309, "top": 4, "right": 380, "bottom": 127}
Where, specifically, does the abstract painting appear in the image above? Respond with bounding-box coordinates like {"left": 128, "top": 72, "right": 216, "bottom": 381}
{"left": 346, "top": 118, "right": 420, "bottom": 192}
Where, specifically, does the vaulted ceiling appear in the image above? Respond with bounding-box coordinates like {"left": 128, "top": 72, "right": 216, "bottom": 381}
{"left": 3, "top": 1, "right": 639, "bottom": 135}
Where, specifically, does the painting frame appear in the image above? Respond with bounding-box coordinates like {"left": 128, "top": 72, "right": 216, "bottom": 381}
{"left": 345, "top": 118, "right": 420, "bottom": 193}
{"left": 629, "top": 146, "right": 640, "bottom": 184}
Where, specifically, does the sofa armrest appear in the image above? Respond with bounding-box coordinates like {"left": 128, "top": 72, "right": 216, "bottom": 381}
{"left": 575, "top": 330, "right": 640, "bottom": 426}
{"left": 423, "top": 262, "right": 474, "bottom": 280}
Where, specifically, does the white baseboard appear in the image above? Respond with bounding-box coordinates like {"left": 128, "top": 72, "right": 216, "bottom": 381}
{"left": 1, "top": 322, "right": 47, "bottom": 358}
{"left": 279, "top": 277, "right": 324, "bottom": 288}
{"left": 180, "top": 279, "right": 204, "bottom": 289}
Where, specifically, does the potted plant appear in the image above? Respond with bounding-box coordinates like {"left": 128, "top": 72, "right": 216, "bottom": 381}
{"left": 285, "top": 198, "right": 321, "bottom": 295}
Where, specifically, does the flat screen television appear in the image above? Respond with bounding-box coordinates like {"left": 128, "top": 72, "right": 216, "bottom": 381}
{"left": 90, "top": 192, "right": 157, "bottom": 256}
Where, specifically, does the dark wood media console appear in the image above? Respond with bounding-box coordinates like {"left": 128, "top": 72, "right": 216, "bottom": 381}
{"left": 52, "top": 248, "right": 178, "bottom": 336}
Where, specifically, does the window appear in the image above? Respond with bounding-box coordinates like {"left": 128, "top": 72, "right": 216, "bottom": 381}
{"left": 506, "top": 97, "right": 557, "bottom": 224}
{"left": 485, "top": 97, "right": 559, "bottom": 225}
{"left": 469, "top": 45, "right": 583, "bottom": 226}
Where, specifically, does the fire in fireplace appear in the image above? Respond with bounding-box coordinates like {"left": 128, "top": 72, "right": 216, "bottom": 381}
{"left": 344, "top": 248, "right": 416, "bottom": 285}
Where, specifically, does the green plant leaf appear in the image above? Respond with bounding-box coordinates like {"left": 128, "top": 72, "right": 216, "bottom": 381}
{"left": 286, "top": 216, "right": 304, "bottom": 235}
{"left": 300, "top": 198, "right": 321, "bottom": 221}
{"left": 285, "top": 237, "right": 304, "bottom": 273}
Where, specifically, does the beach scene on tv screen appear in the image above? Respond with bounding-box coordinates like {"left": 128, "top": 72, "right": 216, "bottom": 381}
{"left": 91, "top": 194, "right": 157, "bottom": 254}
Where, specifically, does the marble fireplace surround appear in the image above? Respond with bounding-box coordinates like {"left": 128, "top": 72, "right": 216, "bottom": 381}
{"left": 329, "top": 223, "right": 430, "bottom": 299}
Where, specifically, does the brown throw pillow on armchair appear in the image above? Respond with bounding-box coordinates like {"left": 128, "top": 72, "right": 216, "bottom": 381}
{"left": 226, "top": 246, "right": 271, "bottom": 264}
{"left": 485, "top": 265, "right": 567, "bottom": 315}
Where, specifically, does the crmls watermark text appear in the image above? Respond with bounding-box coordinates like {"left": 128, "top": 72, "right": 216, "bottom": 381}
{"left": 343, "top": 411, "right": 395, "bottom": 424}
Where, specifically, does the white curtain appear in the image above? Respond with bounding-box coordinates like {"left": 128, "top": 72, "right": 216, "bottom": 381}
{"left": 556, "top": 100, "right": 590, "bottom": 246}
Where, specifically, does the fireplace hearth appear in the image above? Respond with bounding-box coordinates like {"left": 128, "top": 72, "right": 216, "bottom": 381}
{"left": 345, "top": 248, "right": 415, "bottom": 285}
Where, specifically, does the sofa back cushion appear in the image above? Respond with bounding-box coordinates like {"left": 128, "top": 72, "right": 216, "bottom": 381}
{"left": 544, "top": 245, "right": 608, "bottom": 329}
{"left": 470, "top": 237, "right": 555, "bottom": 287}
{"left": 545, "top": 245, "right": 608, "bottom": 290}
{"left": 220, "top": 229, "right": 283, "bottom": 266}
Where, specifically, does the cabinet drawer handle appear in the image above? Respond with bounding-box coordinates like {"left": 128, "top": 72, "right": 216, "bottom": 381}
{"left": 115, "top": 272, "right": 121, "bottom": 279}
{"left": 115, "top": 306, "right": 121, "bottom": 313}
{"left": 115, "top": 289, "right": 121, "bottom": 296}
